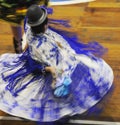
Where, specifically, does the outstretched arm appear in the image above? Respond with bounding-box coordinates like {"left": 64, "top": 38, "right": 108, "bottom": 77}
{"left": 45, "top": 66, "right": 63, "bottom": 89}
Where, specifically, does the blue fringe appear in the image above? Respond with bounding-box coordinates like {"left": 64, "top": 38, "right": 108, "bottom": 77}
{"left": 3, "top": 49, "right": 47, "bottom": 96}
{"left": 49, "top": 18, "right": 71, "bottom": 28}
{"left": 48, "top": 26, "right": 107, "bottom": 57}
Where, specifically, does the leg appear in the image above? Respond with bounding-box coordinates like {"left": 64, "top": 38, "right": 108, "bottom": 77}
{"left": 10, "top": 25, "right": 23, "bottom": 53}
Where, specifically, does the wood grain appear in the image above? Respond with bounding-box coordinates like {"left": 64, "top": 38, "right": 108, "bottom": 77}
{"left": 0, "top": 0, "right": 120, "bottom": 124}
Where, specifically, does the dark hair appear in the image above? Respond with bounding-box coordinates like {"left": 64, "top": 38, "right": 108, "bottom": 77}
{"left": 31, "top": 17, "right": 48, "bottom": 34}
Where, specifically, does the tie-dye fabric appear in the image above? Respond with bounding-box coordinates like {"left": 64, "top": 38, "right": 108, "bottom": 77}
{"left": 0, "top": 25, "right": 113, "bottom": 122}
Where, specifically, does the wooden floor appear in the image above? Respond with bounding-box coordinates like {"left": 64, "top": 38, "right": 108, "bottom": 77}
{"left": 0, "top": 0, "right": 120, "bottom": 124}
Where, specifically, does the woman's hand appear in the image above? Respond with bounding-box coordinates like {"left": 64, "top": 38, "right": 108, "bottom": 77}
{"left": 45, "top": 66, "right": 57, "bottom": 89}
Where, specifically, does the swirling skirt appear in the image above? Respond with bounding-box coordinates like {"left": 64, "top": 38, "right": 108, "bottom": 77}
{"left": 0, "top": 51, "right": 113, "bottom": 122}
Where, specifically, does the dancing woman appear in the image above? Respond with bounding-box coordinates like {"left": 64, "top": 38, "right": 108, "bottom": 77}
{"left": 0, "top": 4, "right": 113, "bottom": 122}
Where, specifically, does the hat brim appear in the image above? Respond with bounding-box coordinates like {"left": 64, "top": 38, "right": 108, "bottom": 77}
{"left": 27, "top": 7, "right": 47, "bottom": 27}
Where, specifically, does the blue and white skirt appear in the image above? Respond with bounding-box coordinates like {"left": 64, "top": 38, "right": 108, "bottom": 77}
{"left": 0, "top": 48, "right": 113, "bottom": 122}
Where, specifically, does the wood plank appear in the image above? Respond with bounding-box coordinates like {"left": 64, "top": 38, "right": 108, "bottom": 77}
{"left": 48, "top": 4, "right": 120, "bottom": 27}
{"left": 76, "top": 27, "right": 120, "bottom": 43}
{"left": 88, "top": 2, "right": 120, "bottom": 8}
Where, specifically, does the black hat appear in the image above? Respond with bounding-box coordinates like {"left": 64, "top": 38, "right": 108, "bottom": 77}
{"left": 26, "top": 4, "right": 47, "bottom": 27}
